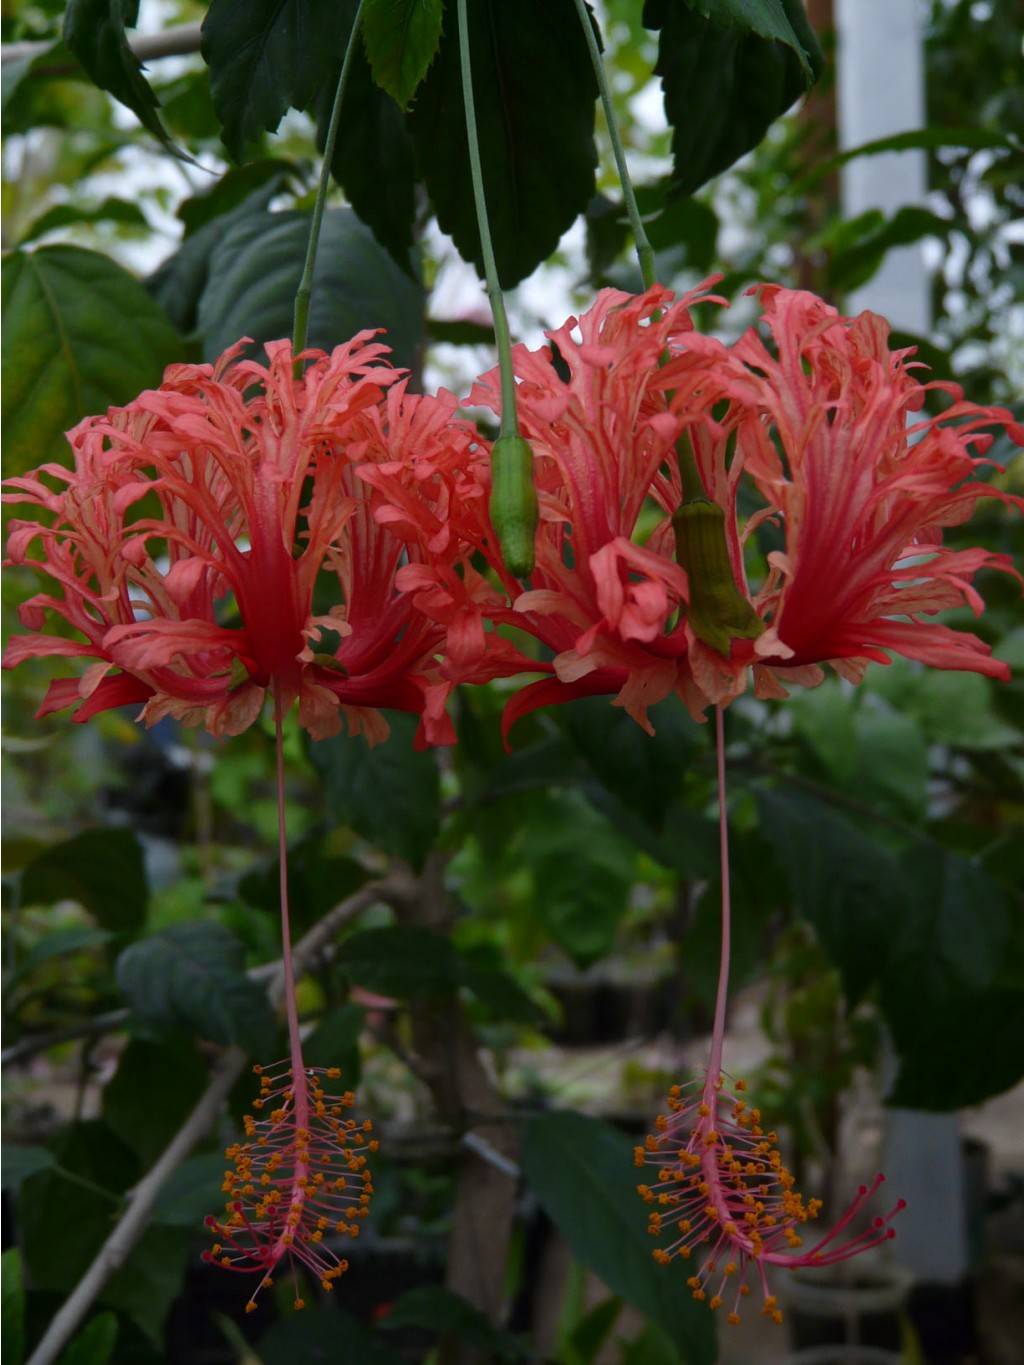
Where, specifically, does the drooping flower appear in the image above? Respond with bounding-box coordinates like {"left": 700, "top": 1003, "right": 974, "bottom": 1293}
{"left": 205, "top": 1060, "right": 376, "bottom": 1312}
{"left": 2, "top": 336, "right": 473, "bottom": 746}
{"left": 412, "top": 283, "right": 1022, "bottom": 740}
{"left": 636, "top": 1072, "right": 904, "bottom": 1324}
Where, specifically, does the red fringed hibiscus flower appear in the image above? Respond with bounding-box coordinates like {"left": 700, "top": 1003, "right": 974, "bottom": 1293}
{"left": 408, "top": 283, "right": 1022, "bottom": 740}
{"left": 3, "top": 338, "right": 476, "bottom": 745}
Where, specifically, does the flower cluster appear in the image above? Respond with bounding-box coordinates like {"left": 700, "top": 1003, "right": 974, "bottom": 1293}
{"left": 204, "top": 1061, "right": 377, "bottom": 1311}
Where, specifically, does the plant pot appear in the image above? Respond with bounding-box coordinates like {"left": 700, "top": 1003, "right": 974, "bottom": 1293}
{"left": 783, "top": 1260, "right": 914, "bottom": 1356}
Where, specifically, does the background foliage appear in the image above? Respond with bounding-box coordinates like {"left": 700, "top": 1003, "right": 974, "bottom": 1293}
{"left": 2, "top": 2, "right": 1022, "bottom": 1363}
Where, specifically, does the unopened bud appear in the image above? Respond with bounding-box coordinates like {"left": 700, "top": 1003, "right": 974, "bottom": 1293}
{"left": 489, "top": 434, "right": 539, "bottom": 578}
{"left": 672, "top": 498, "right": 764, "bottom": 655}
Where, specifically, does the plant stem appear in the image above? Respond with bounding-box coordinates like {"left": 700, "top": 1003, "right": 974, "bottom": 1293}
{"left": 571, "top": 0, "right": 656, "bottom": 291}
{"left": 292, "top": 0, "right": 365, "bottom": 362}
{"left": 707, "top": 705, "right": 731, "bottom": 1083}
{"left": 455, "top": 0, "right": 519, "bottom": 438}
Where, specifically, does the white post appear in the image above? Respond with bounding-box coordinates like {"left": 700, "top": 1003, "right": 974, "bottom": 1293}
{"left": 834, "top": 0, "right": 930, "bottom": 333}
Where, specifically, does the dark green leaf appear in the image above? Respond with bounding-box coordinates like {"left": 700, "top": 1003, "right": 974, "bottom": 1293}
{"left": 336, "top": 926, "right": 459, "bottom": 999}
{"left": 2, "top": 246, "right": 182, "bottom": 475}
{"left": 258, "top": 1309, "right": 405, "bottom": 1365}
{"left": 63, "top": 0, "right": 175, "bottom": 151}
{"left": 300, "top": 1003, "right": 365, "bottom": 1082}
{"left": 115, "top": 921, "right": 276, "bottom": 1053}
{"left": 800, "top": 125, "right": 1021, "bottom": 187}
{"left": 56, "top": 1312, "right": 118, "bottom": 1365}
{"left": 312, "top": 710, "right": 439, "bottom": 868}
{"left": 887, "top": 987, "right": 1024, "bottom": 1111}
{"left": 102, "top": 1037, "right": 208, "bottom": 1167}
{"left": 408, "top": 0, "right": 598, "bottom": 287}
{"left": 455, "top": 959, "right": 542, "bottom": 1025}
{"left": 562, "top": 694, "right": 697, "bottom": 834}
{"left": 18, "top": 197, "right": 149, "bottom": 246}
{"left": 177, "top": 160, "right": 300, "bottom": 236}
{"left": 101, "top": 1226, "right": 190, "bottom": 1345}
{"left": 318, "top": 38, "right": 419, "bottom": 266}
{"left": 196, "top": 208, "right": 425, "bottom": 367}
{"left": 362, "top": 0, "right": 444, "bottom": 109}
{"left": 20, "top": 830, "right": 148, "bottom": 933}
{"left": 567, "top": 1296, "right": 623, "bottom": 1365}
{"left": 146, "top": 177, "right": 287, "bottom": 334}
{"left": 150, "top": 1153, "right": 227, "bottom": 1227}
{"left": 755, "top": 787, "right": 900, "bottom": 1003}
{"left": 201, "top": 0, "right": 355, "bottom": 160}
{"left": 645, "top": 0, "right": 822, "bottom": 196}
{"left": 239, "top": 841, "right": 369, "bottom": 936}
{"left": 382, "top": 1285, "right": 530, "bottom": 1360}
{"left": 2, "top": 1249, "right": 24, "bottom": 1365}
{"left": 522, "top": 1111, "right": 715, "bottom": 1362}
{"left": 521, "top": 792, "right": 636, "bottom": 968}
{"left": 20, "top": 1122, "right": 137, "bottom": 1293}
{"left": 0, "top": 1146, "right": 56, "bottom": 1190}
{"left": 826, "top": 206, "right": 953, "bottom": 292}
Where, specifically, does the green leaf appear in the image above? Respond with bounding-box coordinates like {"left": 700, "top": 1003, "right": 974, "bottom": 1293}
{"left": 20, "top": 1122, "right": 137, "bottom": 1293}
{"left": 63, "top": 0, "right": 176, "bottom": 151}
{"left": 644, "top": 0, "right": 822, "bottom": 196}
{"left": 312, "top": 710, "right": 440, "bottom": 868}
{"left": 318, "top": 39, "right": 419, "bottom": 266}
{"left": 20, "top": 830, "right": 148, "bottom": 933}
{"left": 1, "top": 246, "right": 182, "bottom": 476}
{"left": 382, "top": 1285, "right": 530, "bottom": 1360}
{"left": 521, "top": 792, "right": 636, "bottom": 968}
{"left": 2, "top": 1249, "right": 25, "bottom": 1365}
{"left": 56, "top": 1312, "right": 118, "bottom": 1365}
{"left": 521, "top": 1111, "right": 715, "bottom": 1363}
{"left": 912, "top": 671, "right": 1021, "bottom": 751}
{"left": 362, "top": 0, "right": 444, "bottom": 109}
{"left": 147, "top": 176, "right": 287, "bottom": 334}
{"left": 115, "top": 921, "right": 276, "bottom": 1053}
{"left": 300, "top": 1002, "right": 365, "bottom": 1082}
{"left": 101, "top": 1225, "right": 190, "bottom": 1345}
{"left": 336, "top": 925, "right": 459, "bottom": 999}
{"left": 239, "top": 840, "right": 369, "bottom": 937}
{"left": 201, "top": 0, "right": 356, "bottom": 160}
{"left": 408, "top": 0, "right": 598, "bottom": 287}
{"left": 18, "top": 197, "right": 149, "bottom": 246}
{"left": 177, "top": 160, "right": 300, "bottom": 236}
{"left": 7, "top": 925, "right": 112, "bottom": 990}
{"left": 755, "top": 787, "right": 900, "bottom": 1004}
{"left": 150, "top": 1152, "right": 228, "bottom": 1227}
{"left": 455, "top": 958, "right": 542, "bottom": 1025}
{"left": 887, "top": 987, "right": 1024, "bottom": 1111}
{"left": 566, "top": 1296, "right": 623, "bottom": 1365}
{"left": 825, "top": 206, "right": 953, "bottom": 292}
{"left": 258, "top": 1309, "right": 405, "bottom": 1365}
{"left": 102, "top": 1037, "right": 208, "bottom": 1168}
{"left": 195, "top": 208, "right": 425, "bottom": 367}
{"left": 1, "top": 1145, "right": 57, "bottom": 1190}
{"left": 561, "top": 694, "right": 698, "bottom": 834}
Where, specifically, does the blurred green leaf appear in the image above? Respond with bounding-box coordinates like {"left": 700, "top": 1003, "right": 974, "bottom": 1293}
{"left": 239, "top": 840, "right": 369, "bottom": 936}
{"left": 382, "top": 1284, "right": 529, "bottom": 1360}
{"left": 196, "top": 208, "right": 424, "bottom": 367}
{"left": 20, "top": 830, "right": 148, "bottom": 933}
{"left": 102, "top": 1225, "right": 190, "bottom": 1345}
{"left": 201, "top": 0, "right": 354, "bottom": 160}
{"left": 258, "top": 1309, "right": 404, "bottom": 1365}
{"left": 56, "top": 1311, "right": 118, "bottom": 1365}
{"left": 1, "top": 1146, "right": 57, "bottom": 1190}
{"left": 336, "top": 925, "right": 459, "bottom": 999}
{"left": 362, "top": 0, "right": 444, "bottom": 110}
{"left": 116, "top": 921, "right": 276, "bottom": 1053}
{"left": 18, "top": 197, "right": 149, "bottom": 245}
{"left": 6, "top": 925, "right": 112, "bottom": 991}
{"left": 102, "top": 1037, "right": 208, "bottom": 1167}
{"left": 887, "top": 986, "right": 1024, "bottom": 1110}
{"left": 408, "top": 0, "right": 598, "bottom": 287}
{"left": 522, "top": 1111, "right": 715, "bottom": 1363}
{"left": 2, "top": 1249, "right": 25, "bottom": 1365}
{"left": 150, "top": 1153, "right": 227, "bottom": 1227}
{"left": 1, "top": 245, "right": 182, "bottom": 475}
{"left": 300, "top": 1002, "right": 365, "bottom": 1082}
{"left": 312, "top": 711, "right": 439, "bottom": 868}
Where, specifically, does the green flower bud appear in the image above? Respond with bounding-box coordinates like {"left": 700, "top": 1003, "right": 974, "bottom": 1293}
{"left": 673, "top": 498, "right": 764, "bottom": 656}
{"left": 490, "top": 434, "right": 539, "bottom": 578}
